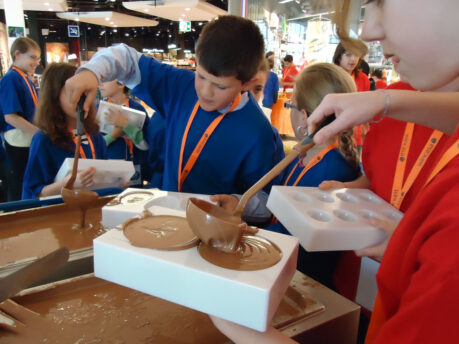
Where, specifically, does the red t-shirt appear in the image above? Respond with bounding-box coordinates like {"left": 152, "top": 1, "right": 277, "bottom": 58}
{"left": 375, "top": 80, "right": 387, "bottom": 89}
{"left": 353, "top": 71, "right": 371, "bottom": 92}
{"left": 370, "top": 126, "right": 459, "bottom": 343}
{"left": 282, "top": 65, "right": 299, "bottom": 90}
{"left": 361, "top": 82, "right": 450, "bottom": 212}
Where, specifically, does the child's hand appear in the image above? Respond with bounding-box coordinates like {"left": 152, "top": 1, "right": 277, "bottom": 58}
{"left": 73, "top": 167, "right": 96, "bottom": 188}
{"left": 355, "top": 218, "right": 397, "bottom": 260}
{"left": 62, "top": 70, "right": 99, "bottom": 114}
{"left": 105, "top": 108, "right": 128, "bottom": 128}
{"left": 210, "top": 194, "right": 239, "bottom": 213}
{"left": 318, "top": 180, "right": 347, "bottom": 190}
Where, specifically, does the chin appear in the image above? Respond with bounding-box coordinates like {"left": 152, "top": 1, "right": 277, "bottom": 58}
{"left": 199, "top": 101, "right": 217, "bottom": 112}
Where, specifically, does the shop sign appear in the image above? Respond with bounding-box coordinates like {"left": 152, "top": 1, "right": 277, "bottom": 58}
{"left": 179, "top": 21, "right": 191, "bottom": 32}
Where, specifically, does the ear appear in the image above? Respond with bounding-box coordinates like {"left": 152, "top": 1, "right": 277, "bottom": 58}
{"left": 13, "top": 50, "right": 21, "bottom": 60}
{"left": 241, "top": 77, "right": 257, "bottom": 92}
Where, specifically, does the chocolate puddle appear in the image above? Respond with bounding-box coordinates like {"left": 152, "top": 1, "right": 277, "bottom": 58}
{"left": 123, "top": 212, "right": 198, "bottom": 251}
{"left": 198, "top": 235, "right": 282, "bottom": 271}
{"left": 0, "top": 274, "right": 322, "bottom": 343}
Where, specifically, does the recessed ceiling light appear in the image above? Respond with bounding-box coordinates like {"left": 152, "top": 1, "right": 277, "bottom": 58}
{"left": 105, "top": 17, "right": 110, "bottom": 21}
{"left": 185, "top": 8, "right": 190, "bottom": 11}
{"left": 181, "top": 14, "right": 186, "bottom": 17}
{"left": 110, "top": 21, "right": 114, "bottom": 24}
{"left": 144, "top": 9, "right": 149, "bottom": 12}
{"left": 44, "top": 2, "right": 50, "bottom": 5}
{"left": 48, "top": 8, "right": 53, "bottom": 11}
{"left": 75, "top": 18, "right": 80, "bottom": 21}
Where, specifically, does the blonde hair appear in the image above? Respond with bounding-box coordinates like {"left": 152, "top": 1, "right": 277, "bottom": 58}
{"left": 331, "top": 0, "right": 368, "bottom": 57}
{"left": 294, "top": 63, "right": 360, "bottom": 170}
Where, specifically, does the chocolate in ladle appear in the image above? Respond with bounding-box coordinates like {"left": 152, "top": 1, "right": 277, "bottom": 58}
{"left": 61, "top": 96, "right": 99, "bottom": 228}
{"left": 186, "top": 116, "right": 336, "bottom": 269}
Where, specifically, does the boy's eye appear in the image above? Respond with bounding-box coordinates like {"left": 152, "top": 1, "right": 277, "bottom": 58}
{"left": 216, "top": 85, "right": 226, "bottom": 90}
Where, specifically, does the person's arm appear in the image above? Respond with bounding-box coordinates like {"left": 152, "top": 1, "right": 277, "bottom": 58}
{"left": 210, "top": 316, "right": 297, "bottom": 344}
{"left": 63, "top": 44, "right": 142, "bottom": 114}
{"left": 307, "top": 91, "right": 459, "bottom": 145}
{"left": 38, "top": 167, "right": 96, "bottom": 198}
{"left": 319, "top": 174, "right": 370, "bottom": 190}
{"left": 4, "top": 113, "right": 39, "bottom": 134}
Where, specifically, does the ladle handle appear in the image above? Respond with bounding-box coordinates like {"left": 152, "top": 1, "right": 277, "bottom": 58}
{"left": 77, "top": 94, "right": 86, "bottom": 136}
{"left": 232, "top": 114, "right": 336, "bottom": 217}
{"left": 233, "top": 140, "right": 314, "bottom": 217}
{"left": 65, "top": 134, "right": 81, "bottom": 190}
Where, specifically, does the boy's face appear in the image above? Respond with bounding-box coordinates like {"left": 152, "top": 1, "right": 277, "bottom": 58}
{"left": 99, "top": 81, "right": 122, "bottom": 98}
{"left": 195, "top": 65, "right": 251, "bottom": 112}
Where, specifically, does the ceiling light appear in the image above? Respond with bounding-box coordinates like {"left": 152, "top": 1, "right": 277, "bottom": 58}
{"left": 185, "top": 8, "right": 190, "bottom": 11}
{"left": 144, "top": 9, "right": 149, "bottom": 12}
{"left": 44, "top": 2, "right": 50, "bottom": 5}
{"left": 49, "top": 8, "right": 53, "bottom": 11}
{"left": 278, "top": 0, "right": 294, "bottom": 3}
{"left": 105, "top": 17, "right": 110, "bottom": 21}
{"left": 110, "top": 21, "right": 114, "bottom": 24}
{"left": 75, "top": 18, "right": 80, "bottom": 21}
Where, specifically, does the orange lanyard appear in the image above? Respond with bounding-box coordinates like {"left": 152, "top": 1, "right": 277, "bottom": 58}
{"left": 424, "top": 138, "right": 459, "bottom": 188}
{"left": 391, "top": 123, "right": 443, "bottom": 209}
{"left": 284, "top": 143, "right": 337, "bottom": 186}
{"left": 178, "top": 93, "right": 242, "bottom": 191}
{"left": 69, "top": 129, "right": 96, "bottom": 159}
{"left": 123, "top": 137, "right": 134, "bottom": 159}
{"left": 107, "top": 98, "right": 129, "bottom": 107}
{"left": 12, "top": 66, "right": 38, "bottom": 106}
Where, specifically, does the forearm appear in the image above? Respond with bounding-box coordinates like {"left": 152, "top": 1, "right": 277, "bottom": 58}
{"left": 123, "top": 123, "right": 147, "bottom": 147}
{"left": 78, "top": 43, "right": 142, "bottom": 89}
{"left": 38, "top": 177, "right": 67, "bottom": 198}
{"left": 4, "top": 114, "right": 39, "bottom": 134}
{"left": 344, "top": 174, "right": 370, "bottom": 189}
{"left": 384, "top": 91, "right": 459, "bottom": 135}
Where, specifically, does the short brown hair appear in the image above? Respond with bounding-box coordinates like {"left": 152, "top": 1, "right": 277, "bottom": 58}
{"left": 10, "top": 37, "right": 40, "bottom": 61}
{"left": 35, "top": 63, "right": 99, "bottom": 151}
{"left": 195, "top": 15, "right": 264, "bottom": 83}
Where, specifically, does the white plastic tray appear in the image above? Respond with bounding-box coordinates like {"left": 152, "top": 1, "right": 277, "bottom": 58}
{"left": 267, "top": 186, "right": 403, "bottom": 251}
{"left": 55, "top": 158, "right": 134, "bottom": 190}
{"left": 94, "top": 208, "right": 299, "bottom": 331}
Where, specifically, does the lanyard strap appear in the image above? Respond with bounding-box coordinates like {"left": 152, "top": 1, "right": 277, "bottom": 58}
{"left": 12, "top": 67, "right": 38, "bottom": 106}
{"left": 391, "top": 122, "right": 443, "bottom": 209}
{"left": 178, "top": 93, "right": 242, "bottom": 192}
{"left": 69, "top": 130, "right": 96, "bottom": 159}
{"left": 108, "top": 98, "right": 129, "bottom": 107}
{"left": 123, "top": 137, "right": 134, "bottom": 160}
{"left": 424, "top": 138, "right": 459, "bottom": 188}
{"left": 284, "top": 143, "right": 337, "bottom": 186}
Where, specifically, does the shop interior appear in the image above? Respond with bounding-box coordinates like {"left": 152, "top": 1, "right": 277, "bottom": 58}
{"left": 0, "top": 1, "right": 403, "bottom": 343}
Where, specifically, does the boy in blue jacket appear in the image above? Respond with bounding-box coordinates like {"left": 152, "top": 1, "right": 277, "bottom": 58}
{"left": 63, "top": 16, "right": 284, "bottom": 195}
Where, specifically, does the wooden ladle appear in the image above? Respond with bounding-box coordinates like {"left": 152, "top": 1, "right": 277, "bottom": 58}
{"left": 61, "top": 96, "right": 99, "bottom": 228}
{"left": 186, "top": 115, "right": 336, "bottom": 252}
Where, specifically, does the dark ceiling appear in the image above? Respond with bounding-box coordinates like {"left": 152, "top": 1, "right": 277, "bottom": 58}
{"left": 1, "top": 0, "right": 228, "bottom": 55}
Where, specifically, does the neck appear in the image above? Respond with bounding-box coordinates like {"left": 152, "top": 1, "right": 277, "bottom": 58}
{"left": 13, "top": 64, "right": 27, "bottom": 74}
{"left": 110, "top": 93, "right": 127, "bottom": 105}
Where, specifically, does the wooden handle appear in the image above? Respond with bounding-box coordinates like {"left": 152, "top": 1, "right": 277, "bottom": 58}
{"left": 233, "top": 140, "right": 315, "bottom": 217}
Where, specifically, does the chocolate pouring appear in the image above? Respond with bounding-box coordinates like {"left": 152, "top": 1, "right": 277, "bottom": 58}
{"left": 61, "top": 96, "right": 99, "bottom": 228}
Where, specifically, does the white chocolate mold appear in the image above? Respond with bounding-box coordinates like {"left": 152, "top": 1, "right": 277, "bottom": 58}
{"left": 267, "top": 186, "right": 403, "bottom": 251}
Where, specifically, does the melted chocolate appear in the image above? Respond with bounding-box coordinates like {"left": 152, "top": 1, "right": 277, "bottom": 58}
{"left": 0, "top": 275, "right": 320, "bottom": 343}
{"left": 123, "top": 212, "right": 198, "bottom": 251}
{"left": 0, "top": 277, "right": 229, "bottom": 343}
{"left": 198, "top": 235, "right": 282, "bottom": 271}
{"left": 0, "top": 199, "right": 109, "bottom": 267}
{"left": 107, "top": 191, "right": 155, "bottom": 206}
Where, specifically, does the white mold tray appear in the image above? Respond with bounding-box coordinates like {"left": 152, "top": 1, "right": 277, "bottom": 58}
{"left": 94, "top": 224, "right": 299, "bottom": 332}
{"left": 267, "top": 186, "right": 403, "bottom": 252}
